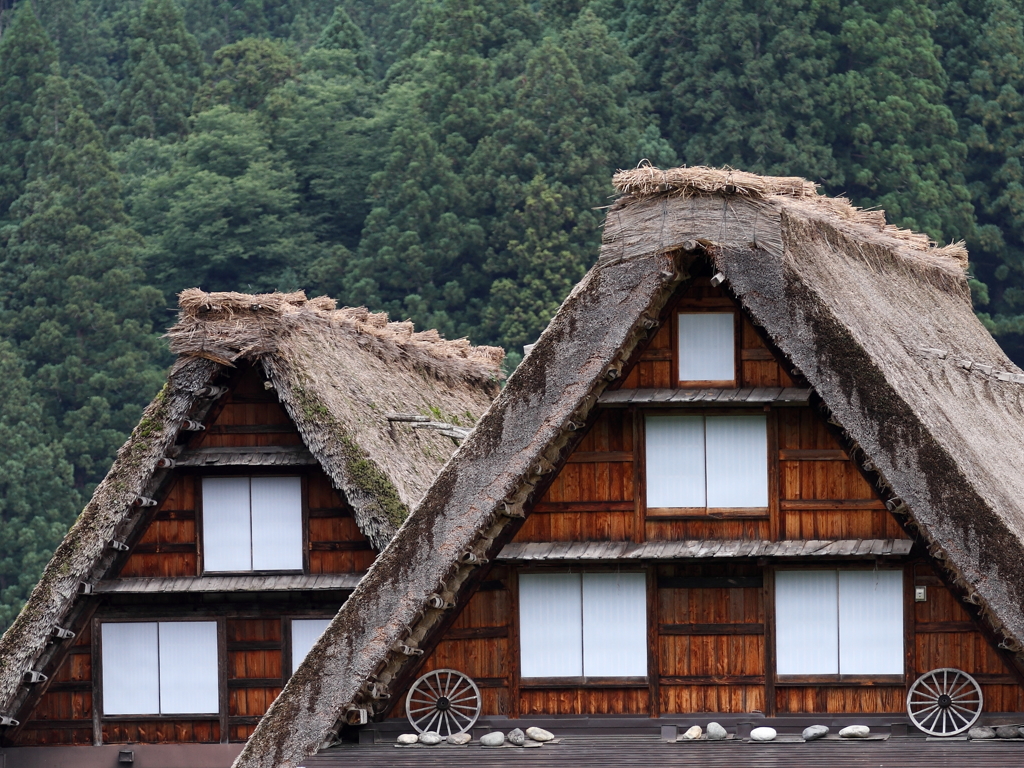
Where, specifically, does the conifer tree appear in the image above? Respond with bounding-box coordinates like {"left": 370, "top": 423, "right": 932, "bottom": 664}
{"left": 109, "top": 0, "right": 204, "bottom": 145}
{"left": 316, "top": 6, "right": 373, "bottom": 73}
{"left": 0, "top": 3, "right": 58, "bottom": 218}
{"left": 0, "top": 73, "right": 166, "bottom": 487}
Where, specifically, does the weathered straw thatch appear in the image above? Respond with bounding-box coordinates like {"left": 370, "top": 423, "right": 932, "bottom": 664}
{"left": 233, "top": 167, "right": 1024, "bottom": 768}
{"left": 0, "top": 290, "right": 501, "bottom": 726}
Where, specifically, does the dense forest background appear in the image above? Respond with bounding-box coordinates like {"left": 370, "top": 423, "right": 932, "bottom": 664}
{"left": 1, "top": 0, "right": 1024, "bottom": 629}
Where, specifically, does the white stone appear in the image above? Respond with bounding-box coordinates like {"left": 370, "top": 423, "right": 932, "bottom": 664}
{"left": 750, "top": 727, "right": 777, "bottom": 742}
{"left": 838, "top": 725, "right": 870, "bottom": 738}
{"left": 802, "top": 725, "right": 829, "bottom": 741}
{"left": 969, "top": 726, "right": 995, "bottom": 740}
{"left": 508, "top": 728, "right": 526, "bottom": 746}
{"left": 447, "top": 732, "right": 472, "bottom": 745}
{"left": 397, "top": 734, "right": 418, "bottom": 745}
{"left": 418, "top": 732, "right": 442, "bottom": 745}
{"left": 706, "top": 722, "right": 728, "bottom": 740}
{"left": 480, "top": 731, "right": 505, "bottom": 747}
{"left": 526, "top": 727, "right": 554, "bottom": 742}
{"left": 681, "top": 725, "right": 702, "bottom": 740}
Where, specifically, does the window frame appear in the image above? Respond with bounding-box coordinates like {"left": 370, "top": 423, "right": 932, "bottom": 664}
{"left": 674, "top": 309, "right": 740, "bottom": 388}
{"left": 287, "top": 616, "right": 335, "bottom": 677}
{"left": 515, "top": 567, "right": 652, "bottom": 688}
{"left": 94, "top": 616, "right": 227, "bottom": 721}
{"left": 196, "top": 472, "right": 310, "bottom": 576}
{"left": 641, "top": 408, "right": 777, "bottom": 520}
{"left": 770, "top": 565, "right": 909, "bottom": 686}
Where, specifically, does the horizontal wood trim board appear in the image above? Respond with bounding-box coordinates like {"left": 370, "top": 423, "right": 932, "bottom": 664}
{"left": 67, "top": 646, "right": 91, "bottom": 655}
{"left": 660, "top": 576, "right": 763, "bottom": 589}
{"left": 639, "top": 349, "right": 673, "bottom": 361}
{"left": 45, "top": 681, "right": 92, "bottom": 691}
{"left": 207, "top": 425, "right": 300, "bottom": 434}
{"left": 740, "top": 348, "right": 775, "bottom": 361}
{"left": 20, "top": 720, "right": 93, "bottom": 729}
{"left": 778, "top": 449, "right": 849, "bottom": 461}
{"left": 676, "top": 380, "right": 737, "bottom": 389}
{"left": 308, "top": 508, "right": 352, "bottom": 518}
{"left": 678, "top": 299, "right": 735, "bottom": 309}
{"left": 131, "top": 543, "right": 197, "bottom": 554}
{"left": 565, "top": 451, "right": 633, "bottom": 464}
{"left": 914, "top": 575, "right": 945, "bottom": 586}
{"left": 647, "top": 507, "right": 769, "bottom": 519}
{"left": 532, "top": 501, "right": 634, "bottom": 513}
{"left": 477, "top": 580, "right": 508, "bottom": 592}
{"left": 444, "top": 626, "right": 509, "bottom": 640}
{"left": 775, "top": 675, "right": 904, "bottom": 686}
{"left": 915, "top": 621, "right": 979, "bottom": 633}
{"left": 780, "top": 499, "right": 886, "bottom": 511}
{"left": 660, "top": 675, "right": 765, "bottom": 685}
{"left": 659, "top": 623, "right": 765, "bottom": 636}
{"left": 228, "top": 716, "right": 262, "bottom": 726}
{"left": 970, "top": 674, "right": 1021, "bottom": 684}
{"left": 308, "top": 541, "right": 374, "bottom": 551}
{"left": 153, "top": 510, "right": 196, "bottom": 521}
{"left": 226, "top": 678, "right": 283, "bottom": 689}
{"left": 467, "top": 677, "right": 507, "bottom": 689}
{"left": 520, "top": 676, "right": 649, "bottom": 689}
{"left": 226, "top": 641, "right": 283, "bottom": 651}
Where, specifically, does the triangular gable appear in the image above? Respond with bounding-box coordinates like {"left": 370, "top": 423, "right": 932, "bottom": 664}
{"left": 0, "top": 291, "right": 501, "bottom": 734}
{"left": 234, "top": 169, "right": 1024, "bottom": 768}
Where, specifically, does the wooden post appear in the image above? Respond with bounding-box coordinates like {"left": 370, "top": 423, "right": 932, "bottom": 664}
{"left": 767, "top": 409, "right": 781, "bottom": 542}
{"left": 508, "top": 568, "right": 521, "bottom": 719}
{"left": 762, "top": 566, "right": 776, "bottom": 716}
{"left": 633, "top": 408, "right": 645, "bottom": 545}
{"left": 91, "top": 617, "right": 102, "bottom": 746}
{"left": 903, "top": 562, "right": 916, "bottom": 702}
{"left": 647, "top": 566, "right": 660, "bottom": 718}
{"left": 218, "top": 618, "right": 229, "bottom": 744}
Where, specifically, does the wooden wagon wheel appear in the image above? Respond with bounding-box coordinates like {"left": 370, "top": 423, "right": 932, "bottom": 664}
{"left": 405, "top": 669, "right": 482, "bottom": 736}
{"left": 906, "top": 668, "right": 983, "bottom": 736}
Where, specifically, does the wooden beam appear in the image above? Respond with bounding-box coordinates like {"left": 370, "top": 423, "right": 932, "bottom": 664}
{"left": 780, "top": 499, "right": 886, "bottom": 511}
{"left": 565, "top": 451, "right": 633, "bottom": 464}
{"left": 660, "top": 576, "right": 763, "bottom": 589}
{"left": 531, "top": 501, "right": 634, "bottom": 513}
{"left": 444, "top": 626, "right": 508, "bottom": 640}
{"left": 206, "top": 425, "right": 300, "bottom": 434}
{"left": 740, "top": 348, "right": 775, "bottom": 361}
{"left": 660, "top": 675, "right": 765, "bottom": 685}
{"left": 775, "top": 675, "right": 905, "bottom": 686}
{"left": 659, "top": 623, "right": 765, "bottom": 635}
{"left": 519, "top": 676, "right": 648, "bottom": 689}
{"left": 778, "top": 449, "right": 848, "bottom": 461}
{"left": 915, "top": 621, "right": 979, "bottom": 633}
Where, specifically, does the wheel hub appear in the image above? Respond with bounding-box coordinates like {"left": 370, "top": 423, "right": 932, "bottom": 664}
{"left": 435, "top": 696, "right": 451, "bottom": 711}
{"left": 938, "top": 694, "right": 952, "bottom": 709}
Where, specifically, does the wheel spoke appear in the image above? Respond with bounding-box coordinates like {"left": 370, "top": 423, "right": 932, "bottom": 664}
{"left": 947, "top": 677, "right": 972, "bottom": 699}
{"left": 918, "top": 678, "right": 942, "bottom": 698}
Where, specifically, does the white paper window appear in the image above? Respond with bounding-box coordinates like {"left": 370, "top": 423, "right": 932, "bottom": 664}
{"left": 775, "top": 569, "right": 903, "bottom": 676}
{"left": 519, "top": 572, "right": 646, "bottom": 678}
{"left": 203, "top": 476, "right": 302, "bottom": 572}
{"left": 678, "top": 313, "right": 735, "bottom": 382}
{"left": 292, "top": 618, "right": 332, "bottom": 673}
{"left": 645, "top": 414, "right": 767, "bottom": 509}
{"left": 102, "top": 621, "right": 219, "bottom": 715}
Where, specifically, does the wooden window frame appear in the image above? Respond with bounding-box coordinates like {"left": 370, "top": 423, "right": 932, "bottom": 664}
{"left": 196, "top": 471, "right": 309, "bottom": 576}
{"left": 284, "top": 614, "right": 337, "bottom": 678}
{"left": 93, "top": 616, "right": 226, "bottom": 724}
{"left": 674, "top": 309, "right": 740, "bottom": 388}
{"left": 769, "top": 564, "right": 908, "bottom": 686}
{"left": 514, "top": 565, "right": 653, "bottom": 688}
{"left": 641, "top": 408, "right": 777, "bottom": 520}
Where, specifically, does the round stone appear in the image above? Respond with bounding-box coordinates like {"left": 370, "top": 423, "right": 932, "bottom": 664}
{"left": 839, "top": 725, "right": 870, "bottom": 738}
{"left": 447, "top": 732, "right": 472, "bottom": 745}
{"left": 968, "top": 726, "right": 996, "bottom": 740}
{"left": 396, "top": 733, "right": 418, "bottom": 745}
{"left": 526, "top": 726, "right": 554, "bottom": 742}
{"left": 707, "top": 722, "right": 728, "bottom": 741}
{"left": 681, "top": 725, "right": 702, "bottom": 740}
{"left": 508, "top": 728, "right": 526, "bottom": 746}
{"left": 995, "top": 725, "right": 1019, "bottom": 739}
{"left": 418, "top": 732, "right": 442, "bottom": 745}
{"left": 480, "top": 731, "right": 505, "bottom": 747}
{"left": 750, "top": 726, "right": 777, "bottom": 742}
{"left": 802, "top": 725, "right": 829, "bottom": 741}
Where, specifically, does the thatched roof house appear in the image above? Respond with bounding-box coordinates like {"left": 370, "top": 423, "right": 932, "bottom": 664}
{"left": 232, "top": 167, "right": 1024, "bottom": 768}
{"left": 0, "top": 290, "right": 502, "bottom": 737}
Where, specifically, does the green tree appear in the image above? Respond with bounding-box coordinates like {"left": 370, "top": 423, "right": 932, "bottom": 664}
{"left": 0, "top": 341, "right": 79, "bottom": 631}
{"left": 315, "top": 5, "right": 372, "bottom": 73}
{"left": 129, "top": 105, "right": 319, "bottom": 295}
{"left": 109, "top": 0, "right": 204, "bottom": 145}
{"left": 0, "top": 73, "right": 166, "bottom": 487}
{"left": 0, "top": 3, "right": 58, "bottom": 218}
{"left": 192, "top": 37, "right": 299, "bottom": 113}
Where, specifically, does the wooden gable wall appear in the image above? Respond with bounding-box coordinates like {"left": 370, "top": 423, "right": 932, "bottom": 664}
{"left": 386, "top": 277, "right": 1024, "bottom": 722}
{"left": 8, "top": 366, "right": 375, "bottom": 747}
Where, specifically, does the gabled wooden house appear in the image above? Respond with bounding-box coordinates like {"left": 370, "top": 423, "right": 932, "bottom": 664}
{"left": 0, "top": 290, "right": 502, "bottom": 767}
{"left": 233, "top": 168, "right": 1024, "bottom": 768}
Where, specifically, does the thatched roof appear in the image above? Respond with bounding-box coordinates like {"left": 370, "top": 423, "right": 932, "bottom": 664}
{"left": 0, "top": 290, "right": 501, "bottom": 726}
{"left": 233, "top": 167, "right": 1024, "bottom": 768}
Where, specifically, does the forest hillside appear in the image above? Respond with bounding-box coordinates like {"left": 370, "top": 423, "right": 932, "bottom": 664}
{"left": 1, "top": 0, "right": 1023, "bottom": 630}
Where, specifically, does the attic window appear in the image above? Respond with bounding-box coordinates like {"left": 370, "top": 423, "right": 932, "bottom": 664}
{"left": 101, "top": 621, "right": 218, "bottom": 715}
{"left": 291, "top": 618, "right": 331, "bottom": 674}
{"left": 519, "top": 572, "right": 647, "bottom": 679}
{"left": 677, "top": 312, "right": 736, "bottom": 384}
{"left": 202, "top": 476, "right": 303, "bottom": 572}
{"left": 645, "top": 414, "right": 768, "bottom": 515}
{"left": 775, "top": 570, "right": 904, "bottom": 677}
